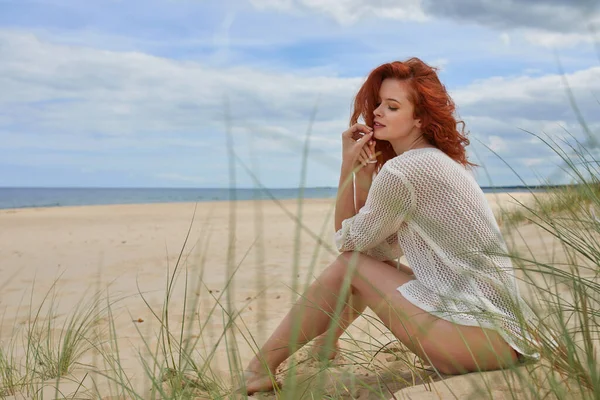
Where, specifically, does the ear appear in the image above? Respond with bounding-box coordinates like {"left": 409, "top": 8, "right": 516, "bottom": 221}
{"left": 415, "top": 119, "right": 422, "bottom": 128}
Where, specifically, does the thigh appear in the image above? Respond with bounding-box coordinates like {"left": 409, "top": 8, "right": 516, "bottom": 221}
{"left": 338, "top": 252, "right": 518, "bottom": 374}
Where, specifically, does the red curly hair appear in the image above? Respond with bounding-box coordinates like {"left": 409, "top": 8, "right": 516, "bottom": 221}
{"left": 350, "top": 57, "right": 475, "bottom": 169}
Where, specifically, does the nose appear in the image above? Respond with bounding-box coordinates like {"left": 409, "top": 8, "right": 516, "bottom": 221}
{"left": 373, "top": 105, "right": 382, "bottom": 117}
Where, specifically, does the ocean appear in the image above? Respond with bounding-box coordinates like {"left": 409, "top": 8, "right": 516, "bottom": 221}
{"left": 0, "top": 186, "right": 549, "bottom": 210}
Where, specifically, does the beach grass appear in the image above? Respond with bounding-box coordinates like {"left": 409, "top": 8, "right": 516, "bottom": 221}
{"left": 491, "top": 132, "right": 600, "bottom": 398}
{"left": 2, "top": 106, "right": 600, "bottom": 399}
{"left": 0, "top": 339, "right": 21, "bottom": 397}
{"left": 1, "top": 162, "right": 598, "bottom": 399}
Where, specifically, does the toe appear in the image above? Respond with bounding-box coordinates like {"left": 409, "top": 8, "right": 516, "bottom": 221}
{"left": 244, "top": 371, "right": 277, "bottom": 395}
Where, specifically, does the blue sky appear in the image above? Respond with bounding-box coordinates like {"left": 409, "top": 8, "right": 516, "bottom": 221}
{"left": 1, "top": 0, "right": 599, "bottom": 188}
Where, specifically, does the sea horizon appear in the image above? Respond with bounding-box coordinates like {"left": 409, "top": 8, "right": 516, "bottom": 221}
{"left": 0, "top": 185, "right": 565, "bottom": 210}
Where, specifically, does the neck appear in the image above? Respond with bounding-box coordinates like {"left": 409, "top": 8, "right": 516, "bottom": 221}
{"left": 390, "top": 134, "right": 432, "bottom": 155}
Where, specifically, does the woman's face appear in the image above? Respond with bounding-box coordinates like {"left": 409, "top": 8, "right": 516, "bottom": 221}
{"left": 372, "top": 78, "right": 422, "bottom": 146}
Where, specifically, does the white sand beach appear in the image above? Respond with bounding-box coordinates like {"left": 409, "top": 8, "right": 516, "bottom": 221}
{"left": 0, "top": 192, "right": 582, "bottom": 399}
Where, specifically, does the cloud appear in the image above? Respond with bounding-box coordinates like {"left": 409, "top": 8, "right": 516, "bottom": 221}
{"left": 522, "top": 29, "right": 598, "bottom": 47}
{"left": 421, "top": 0, "right": 600, "bottom": 34}
{"left": 0, "top": 29, "right": 362, "bottom": 186}
{"left": 522, "top": 158, "right": 546, "bottom": 167}
{"left": 487, "top": 135, "right": 507, "bottom": 153}
{"left": 156, "top": 173, "right": 206, "bottom": 184}
{"left": 249, "top": 0, "right": 600, "bottom": 46}
{"left": 249, "top": 0, "right": 427, "bottom": 24}
{"left": 453, "top": 64, "right": 600, "bottom": 182}
{"left": 500, "top": 32, "right": 511, "bottom": 47}
{"left": 0, "top": 30, "right": 362, "bottom": 139}
{"left": 453, "top": 67, "right": 600, "bottom": 123}
{"left": 1, "top": 28, "right": 599, "bottom": 187}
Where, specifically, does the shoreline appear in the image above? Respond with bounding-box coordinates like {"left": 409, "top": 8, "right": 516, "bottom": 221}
{"left": 0, "top": 185, "right": 560, "bottom": 211}
{"left": 0, "top": 191, "right": 539, "bottom": 213}
{"left": 0, "top": 197, "right": 339, "bottom": 213}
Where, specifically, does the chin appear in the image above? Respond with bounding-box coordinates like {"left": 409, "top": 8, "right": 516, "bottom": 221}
{"left": 374, "top": 132, "right": 385, "bottom": 141}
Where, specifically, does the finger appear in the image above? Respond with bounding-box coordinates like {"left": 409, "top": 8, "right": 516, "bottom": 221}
{"left": 370, "top": 146, "right": 378, "bottom": 158}
{"left": 367, "top": 142, "right": 375, "bottom": 153}
{"left": 361, "top": 153, "right": 371, "bottom": 167}
{"left": 358, "top": 153, "right": 367, "bottom": 166}
{"left": 353, "top": 123, "right": 373, "bottom": 134}
{"left": 354, "top": 131, "right": 373, "bottom": 142}
{"left": 356, "top": 131, "right": 373, "bottom": 145}
{"left": 358, "top": 135, "right": 374, "bottom": 151}
{"left": 367, "top": 147, "right": 377, "bottom": 163}
{"left": 345, "top": 124, "right": 373, "bottom": 139}
{"left": 364, "top": 149, "right": 376, "bottom": 163}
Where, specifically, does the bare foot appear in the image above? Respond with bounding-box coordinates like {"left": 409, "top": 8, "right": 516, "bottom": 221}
{"left": 244, "top": 370, "right": 278, "bottom": 395}
{"left": 310, "top": 338, "right": 340, "bottom": 361}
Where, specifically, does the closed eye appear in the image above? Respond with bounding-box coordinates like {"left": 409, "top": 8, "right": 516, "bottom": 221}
{"left": 375, "top": 102, "right": 398, "bottom": 111}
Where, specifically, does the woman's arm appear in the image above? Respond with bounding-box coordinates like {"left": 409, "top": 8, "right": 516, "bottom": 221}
{"left": 334, "top": 167, "right": 372, "bottom": 233}
{"left": 353, "top": 168, "right": 405, "bottom": 264}
{"left": 334, "top": 162, "right": 413, "bottom": 254}
{"left": 334, "top": 162, "right": 356, "bottom": 232}
{"left": 354, "top": 170, "right": 373, "bottom": 213}
{"left": 336, "top": 124, "right": 376, "bottom": 231}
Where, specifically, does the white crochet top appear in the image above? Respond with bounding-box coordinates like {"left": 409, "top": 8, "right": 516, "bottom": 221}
{"left": 335, "top": 147, "right": 539, "bottom": 359}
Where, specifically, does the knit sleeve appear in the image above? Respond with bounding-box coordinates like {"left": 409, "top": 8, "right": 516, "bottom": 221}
{"left": 334, "top": 162, "right": 414, "bottom": 255}
{"left": 362, "top": 233, "right": 402, "bottom": 262}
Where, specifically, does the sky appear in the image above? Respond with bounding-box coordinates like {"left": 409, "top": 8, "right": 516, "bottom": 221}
{"left": 1, "top": 0, "right": 599, "bottom": 188}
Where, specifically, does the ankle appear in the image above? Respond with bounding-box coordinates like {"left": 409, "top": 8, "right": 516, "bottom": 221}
{"left": 246, "top": 358, "right": 276, "bottom": 376}
{"left": 315, "top": 335, "right": 340, "bottom": 346}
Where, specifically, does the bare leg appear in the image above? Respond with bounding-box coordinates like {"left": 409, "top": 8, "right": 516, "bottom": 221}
{"left": 244, "top": 253, "right": 517, "bottom": 394}
{"left": 243, "top": 257, "right": 412, "bottom": 393}
{"left": 312, "top": 260, "right": 412, "bottom": 359}
{"left": 244, "top": 257, "right": 362, "bottom": 393}
{"left": 335, "top": 254, "right": 518, "bottom": 374}
{"left": 311, "top": 294, "right": 367, "bottom": 360}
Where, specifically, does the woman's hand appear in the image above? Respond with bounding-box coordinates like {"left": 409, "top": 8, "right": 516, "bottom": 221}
{"left": 341, "top": 123, "right": 378, "bottom": 172}
{"left": 357, "top": 140, "right": 377, "bottom": 176}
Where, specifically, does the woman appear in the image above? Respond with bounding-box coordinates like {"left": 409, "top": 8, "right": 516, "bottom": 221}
{"left": 243, "top": 57, "right": 539, "bottom": 394}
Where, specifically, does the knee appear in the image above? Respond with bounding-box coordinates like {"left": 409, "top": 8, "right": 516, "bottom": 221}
{"left": 333, "top": 251, "right": 361, "bottom": 270}
{"left": 335, "top": 251, "right": 362, "bottom": 267}
{"left": 323, "top": 252, "right": 356, "bottom": 281}
{"left": 324, "top": 253, "right": 348, "bottom": 278}
{"left": 327, "top": 252, "right": 364, "bottom": 282}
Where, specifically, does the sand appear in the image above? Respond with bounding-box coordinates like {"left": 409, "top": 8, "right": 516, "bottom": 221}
{"left": 0, "top": 192, "right": 572, "bottom": 399}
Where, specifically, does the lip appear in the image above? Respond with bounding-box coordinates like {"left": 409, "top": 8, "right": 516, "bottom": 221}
{"left": 374, "top": 122, "right": 386, "bottom": 129}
